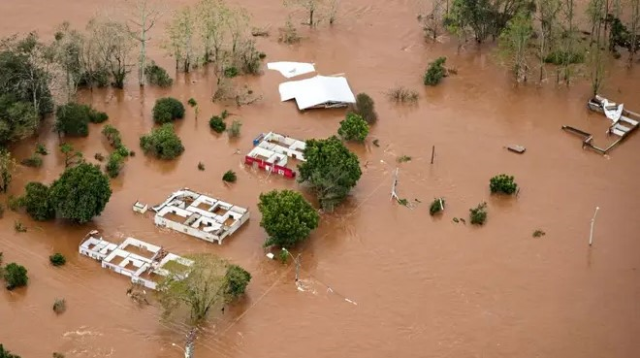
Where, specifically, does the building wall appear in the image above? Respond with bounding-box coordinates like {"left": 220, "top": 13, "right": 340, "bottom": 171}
{"left": 155, "top": 217, "right": 218, "bottom": 243}
{"left": 245, "top": 156, "right": 296, "bottom": 178}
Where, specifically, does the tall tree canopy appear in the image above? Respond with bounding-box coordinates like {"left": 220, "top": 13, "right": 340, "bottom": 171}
{"left": 258, "top": 189, "right": 320, "bottom": 249}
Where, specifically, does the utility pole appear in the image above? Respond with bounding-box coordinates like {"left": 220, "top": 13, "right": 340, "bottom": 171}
{"left": 589, "top": 206, "right": 600, "bottom": 246}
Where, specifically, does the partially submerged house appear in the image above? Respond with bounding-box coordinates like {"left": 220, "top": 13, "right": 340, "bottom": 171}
{"left": 279, "top": 75, "right": 356, "bottom": 110}
{"left": 151, "top": 188, "right": 250, "bottom": 244}
{"left": 79, "top": 231, "right": 194, "bottom": 290}
{"left": 267, "top": 61, "right": 316, "bottom": 79}
{"left": 245, "top": 132, "right": 306, "bottom": 179}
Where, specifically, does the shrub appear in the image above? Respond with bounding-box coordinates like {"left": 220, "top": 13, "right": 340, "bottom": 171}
{"left": 224, "top": 265, "right": 252, "bottom": 299}
{"left": 209, "top": 116, "right": 226, "bottom": 133}
{"left": 129, "top": 150, "right": 136, "bottom": 157}
{"left": 20, "top": 154, "right": 43, "bottom": 168}
{"left": 53, "top": 353, "right": 65, "bottom": 358}
{"left": 52, "top": 298, "right": 66, "bottom": 314}
{"left": 224, "top": 66, "right": 239, "bottom": 78}
{"left": 429, "top": 197, "right": 445, "bottom": 216}
{"left": 105, "top": 153, "right": 124, "bottom": 178}
{"left": 55, "top": 103, "right": 90, "bottom": 137}
{"left": 188, "top": 98, "right": 197, "bottom": 107}
{"left": 35, "top": 144, "right": 48, "bottom": 155}
{"left": 49, "top": 253, "right": 66, "bottom": 267}
{"left": 222, "top": 170, "right": 237, "bottom": 183}
{"left": 469, "top": 202, "right": 488, "bottom": 226}
{"left": 101, "top": 124, "right": 123, "bottom": 148}
{"left": 152, "top": 97, "right": 185, "bottom": 124}
{"left": 14, "top": 221, "right": 26, "bottom": 232}
{"left": 94, "top": 153, "right": 105, "bottom": 162}
{"left": 115, "top": 145, "right": 129, "bottom": 158}
{"left": 489, "top": 174, "right": 518, "bottom": 195}
{"left": 221, "top": 110, "right": 229, "bottom": 119}
{"left": 227, "top": 120, "right": 242, "bottom": 138}
{"left": 258, "top": 52, "right": 267, "bottom": 59}
{"left": 351, "top": 93, "right": 378, "bottom": 124}
{"left": 385, "top": 86, "right": 419, "bottom": 103}
{"left": 88, "top": 110, "right": 108, "bottom": 124}
{"left": 22, "top": 182, "right": 55, "bottom": 221}
{"left": 544, "top": 51, "right": 584, "bottom": 65}
{"left": 7, "top": 196, "right": 23, "bottom": 211}
{"left": 139, "top": 124, "right": 184, "bottom": 160}
{"left": 424, "top": 57, "right": 447, "bottom": 86}
{"left": 3, "top": 262, "right": 28, "bottom": 290}
{"left": 144, "top": 61, "right": 173, "bottom": 87}
{"left": 197, "top": 162, "right": 205, "bottom": 171}
{"left": 533, "top": 229, "right": 546, "bottom": 238}
{"left": 338, "top": 113, "right": 369, "bottom": 142}
{"left": 397, "top": 155, "right": 412, "bottom": 163}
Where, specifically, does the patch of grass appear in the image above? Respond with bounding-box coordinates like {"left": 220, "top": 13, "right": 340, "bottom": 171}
{"left": 49, "top": 253, "right": 66, "bottom": 267}
{"left": 533, "top": 229, "right": 546, "bottom": 238}
{"left": 53, "top": 298, "right": 66, "bottom": 314}
{"left": 14, "top": 221, "right": 27, "bottom": 233}
{"left": 385, "top": 86, "right": 419, "bottom": 103}
{"left": 469, "top": 202, "right": 487, "bottom": 226}
{"left": 222, "top": 170, "right": 237, "bottom": 183}
{"left": 397, "top": 155, "right": 412, "bottom": 163}
{"left": 35, "top": 144, "right": 48, "bottom": 155}
{"left": 21, "top": 154, "right": 43, "bottom": 168}
{"left": 429, "top": 197, "right": 445, "bottom": 216}
{"left": 197, "top": 162, "right": 205, "bottom": 171}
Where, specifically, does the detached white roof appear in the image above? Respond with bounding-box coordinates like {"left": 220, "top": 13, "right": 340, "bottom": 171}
{"left": 279, "top": 75, "right": 356, "bottom": 110}
{"left": 267, "top": 62, "right": 316, "bottom": 78}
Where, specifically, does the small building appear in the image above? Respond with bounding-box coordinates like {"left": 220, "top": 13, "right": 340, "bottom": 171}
{"left": 245, "top": 132, "right": 306, "bottom": 179}
{"left": 79, "top": 231, "right": 194, "bottom": 290}
{"left": 151, "top": 188, "right": 250, "bottom": 244}
{"left": 279, "top": 75, "right": 356, "bottom": 110}
{"left": 133, "top": 201, "right": 148, "bottom": 214}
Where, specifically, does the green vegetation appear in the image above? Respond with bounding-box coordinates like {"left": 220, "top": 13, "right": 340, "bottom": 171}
{"left": 3, "top": 262, "right": 28, "bottom": 290}
{"left": 20, "top": 154, "right": 43, "bottom": 168}
{"left": 222, "top": 170, "right": 237, "bottom": 183}
{"left": 397, "top": 155, "right": 412, "bottom": 163}
{"left": 350, "top": 93, "right": 378, "bottom": 125}
{"left": 49, "top": 163, "right": 112, "bottom": 223}
{"left": 424, "top": 57, "right": 447, "bottom": 86}
{"left": 152, "top": 97, "right": 185, "bottom": 124}
{"left": 21, "top": 182, "right": 55, "bottom": 221}
{"left": 470, "top": 202, "right": 488, "bottom": 226}
{"left": 298, "top": 136, "right": 362, "bottom": 212}
{"left": 144, "top": 61, "right": 173, "bottom": 87}
{"left": 385, "top": 86, "right": 419, "bottom": 103}
{"left": 59, "top": 143, "right": 84, "bottom": 168}
{"left": 105, "top": 153, "right": 125, "bottom": 178}
{"left": 0, "top": 94, "right": 38, "bottom": 145}
{"left": 0, "top": 344, "right": 21, "bottom": 358}
{"left": 0, "top": 149, "right": 13, "bottom": 193}
{"left": 227, "top": 120, "right": 242, "bottom": 138}
{"left": 258, "top": 189, "right": 320, "bottom": 249}
{"left": 429, "top": 197, "right": 445, "bottom": 216}
{"left": 489, "top": 174, "right": 518, "bottom": 195}
{"left": 14, "top": 221, "right": 27, "bottom": 233}
{"left": 533, "top": 229, "right": 546, "bottom": 238}
{"left": 224, "top": 264, "right": 252, "bottom": 299}
{"left": 139, "top": 124, "right": 185, "bottom": 160}
{"left": 35, "top": 144, "right": 48, "bottom": 155}
{"left": 198, "top": 162, "right": 205, "bottom": 171}
{"left": 338, "top": 113, "right": 369, "bottom": 142}
{"left": 224, "top": 66, "right": 239, "bottom": 78}
{"left": 448, "top": 0, "right": 534, "bottom": 43}
{"left": 49, "top": 253, "right": 66, "bottom": 267}
{"left": 544, "top": 51, "right": 584, "bottom": 65}
{"left": 52, "top": 298, "right": 66, "bottom": 314}
{"left": 55, "top": 103, "right": 108, "bottom": 137}
{"left": 102, "top": 124, "right": 124, "bottom": 149}
{"left": 157, "top": 254, "right": 250, "bottom": 324}
{"left": 209, "top": 116, "right": 227, "bottom": 133}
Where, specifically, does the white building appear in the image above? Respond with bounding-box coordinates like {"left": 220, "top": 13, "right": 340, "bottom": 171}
{"left": 152, "top": 188, "right": 250, "bottom": 245}
{"left": 279, "top": 75, "right": 356, "bottom": 110}
{"left": 245, "top": 132, "right": 306, "bottom": 179}
{"left": 79, "top": 232, "right": 194, "bottom": 290}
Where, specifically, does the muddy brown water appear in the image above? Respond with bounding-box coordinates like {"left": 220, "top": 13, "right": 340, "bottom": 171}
{"left": 1, "top": 1, "right": 639, "bottom": 357}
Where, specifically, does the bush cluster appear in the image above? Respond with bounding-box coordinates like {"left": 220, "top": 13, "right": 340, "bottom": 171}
{"left": 350, "top": 93, "right": 378, "bottom": 125}
{"left": 152, "top": 97, "right": 185, "bottom": 124}
{"left": 470, "top": 202, "right": 488, "bottom": 225}
{"left": 55, "top": 103, "right": 108, "bottom": 136}
{"left": 429, "top": 198, "right": 445, "bottom": 216}
{"left": 139, "top": 124, "right": 184, "bottom": 160}
{"left": 49, "top": 253, "right": 66, "bottom": 267}
{"left": 424, "top": 57, "right": 447, "bottom": 86}
{"left": 144, "top": 61, "right": 173, "bottom": 87}
{"left": 489, "top": 174, "right": 518, "bottom": 195}
{"left": 338, "top": 113, "right": 369, "bottom": 142}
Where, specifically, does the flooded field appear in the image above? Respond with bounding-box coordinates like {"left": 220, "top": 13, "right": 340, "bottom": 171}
{"left": 1, "top": 1, "right": 639, "bottom": 358}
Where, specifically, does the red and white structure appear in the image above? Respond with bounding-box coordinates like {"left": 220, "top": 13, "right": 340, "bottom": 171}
{"left": 245, "top": 132, "right": 306, "bottom": 179}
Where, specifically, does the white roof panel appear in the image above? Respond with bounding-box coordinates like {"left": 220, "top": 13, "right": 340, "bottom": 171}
{"left": 278, "top": 75, "right": 356, "bottom": 110}
{"left": 267, "top": 62, "right": 316, "bottom": 78}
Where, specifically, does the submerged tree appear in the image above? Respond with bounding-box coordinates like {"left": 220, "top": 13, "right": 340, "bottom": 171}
{"left": 587, "top": 0, "right": 608, "bottom": 94}
{"left": 0, "top": 149, "right": 14, "bottom": 193}
{"left": 49, "top": 163, "right": 112, "bottom": 223}
{"left": 50, "top": 22, "right": 84, "bottom": 102}
{"left": 629, "top": 0, "right": 640, "bottom": 64}
{"left": 0, "top": 344, "right": 21, "bottom": 358}
{"left": 166, "top": 6, "right": 199, "bottom": 72}
{"left": 90, "top": 18, "right": 136, "bottom": 88}
{"left": 125, "top": 0, "right": 166, "bottom": 86}
{"left": 3, "top": 263, "right": 28, "bottom": 290}
{"left": 298, "top": 136, "right": 362, "bottom": 211}
{"left": 21, "top": 182, "right": 55, "bottom": 221}
{"left": 448, "top": 0, "right": 535, "bottom": 43}
{"left": 157, "top": 254, "right": 250, "bottom": 324}
{"left": 418, "top": 0, "right": 447, "bottom": 41}
{"left": 535, "top": 0, "right": 561, "bottom": 82}
{"left": 258, "top": 189, "right": 320, "bottom": 249}
{"left": 499, "top": 11, "right": 533, "bottom": 83}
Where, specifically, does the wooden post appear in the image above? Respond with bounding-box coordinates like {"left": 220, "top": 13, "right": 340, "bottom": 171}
{"left": 430, "top": 145, "right": 435, "bottom": 164}
{"left": 295, "top": 254, "right": 301, "bottom": 282}
{"left": 589, "top": 206, "right": 600, "bottom": 246}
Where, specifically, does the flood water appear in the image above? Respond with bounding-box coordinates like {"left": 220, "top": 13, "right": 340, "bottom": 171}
{"left": 1, "top": 1, "right": 639, "bottom": 357}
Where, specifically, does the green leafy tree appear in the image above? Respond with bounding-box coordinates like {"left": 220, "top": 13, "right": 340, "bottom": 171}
{"left": 0, "top": 149, "right": 14, "bottom": 193}
{"left": 139, "top": 124, "right": 184, "bottom": 159}
{"left": 223, "top": 264, "right": 252, "bottom": 300}
{"left": 157, "top": 254, "right": 231, "bottom": 324}
{"left": 222, "top": 170, "right": 237, "bottom": 183}
{"left": 258, "top": 190, "right": 320, "bottom": 249}
{"left": 101, "top": 124, "right": 123, "bottom": 148}
{"left": 424, "top": 57, "right": 447, "bottom": 86}
{"left": 350, "top": 93, "right": 377, "bottom": 124}
{"left": 3, "top": 263, "right": 28, "bottom": 290}
{"left": 59, "top": 143, "right": 83, "bottom": 168}
{"left": 489, "top": 174, "right": 518, "bottom": 195}
{"left": 298, "top": 136, "right": 362, "bottom": 211}
{"left": 49, "top": 253, "right": 67, "bottom": 266}
{"left": 470, "top": 202, "right": 488, "bottom": 225}
{"left": 209, "top": 116, "right": 226, "bottom": 133}
{"left": 0, "top": 344, "right": 21, "bottom": 358}
{"left": 54, "top": 103, "right": 101, "bottom": 137}
{"left": 144, "top": 61, "right": 173, "bottom": 86}
{"left": 105, "top": 152, "right": 125, "bottom": 178}
{"left": 0, "top": 94, "right": 39, "bottom": 144}
{"left": 22, "top": 182, "right": 55, "bottom": 221}
{"left": 499, "top": 11, "right": 533, "bottom": 82}
{"left": 152, "top": 97, "right": 185, "bottom": 124}
{"left": 338, "top": 113, "right": 369, "bottom": 142}
{"left": 49, "top": 163, "right": 112, "bottom": 223}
